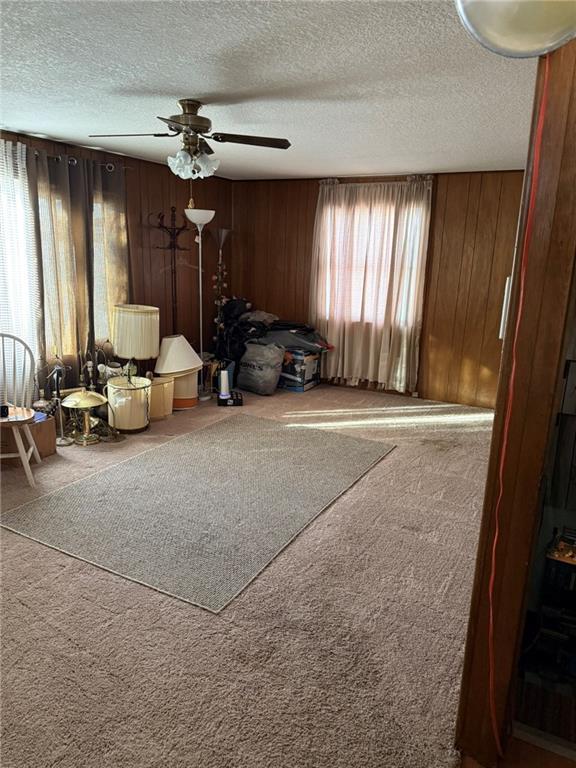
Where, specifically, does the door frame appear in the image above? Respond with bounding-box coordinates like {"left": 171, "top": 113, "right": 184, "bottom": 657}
{"left": 456, "top": 41, "right": 576, "bottom": 767}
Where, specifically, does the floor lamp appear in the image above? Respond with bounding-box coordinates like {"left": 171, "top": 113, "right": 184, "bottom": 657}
{"left": 184, "top": 206, "right": 215, "bottom": 400}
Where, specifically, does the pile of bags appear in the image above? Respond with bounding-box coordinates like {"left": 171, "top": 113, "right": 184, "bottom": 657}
{"left": 214, "top": 297, "right": 331, "bottom": 396}
{"left": 236, "top": 341, "right": 285, "bottom": 396}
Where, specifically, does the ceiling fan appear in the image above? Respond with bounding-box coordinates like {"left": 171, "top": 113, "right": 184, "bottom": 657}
{"left": 89, "top": 98, "right": 291, "bottom": 179}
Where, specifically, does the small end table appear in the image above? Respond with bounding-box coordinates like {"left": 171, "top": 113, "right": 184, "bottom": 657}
{"left": 0, "top": 406, "right": 42, "bottom": 487}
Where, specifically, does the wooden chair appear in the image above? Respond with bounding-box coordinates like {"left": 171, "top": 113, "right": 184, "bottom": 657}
{"left": 0, "top": 334, "right": 41, "bottom": 487}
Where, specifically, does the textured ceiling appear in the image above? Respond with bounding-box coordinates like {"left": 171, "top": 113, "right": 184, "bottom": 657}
{"left": 0, "top": 0, "right": 537, "bottom": 180}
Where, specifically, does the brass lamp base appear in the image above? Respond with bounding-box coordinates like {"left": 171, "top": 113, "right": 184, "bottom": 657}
{"left": 74, "top": 410, "right": 100, "bottom": 447}
{"left": 61, "top": 390, "right": 108, "bottom": 448}
{"left": 74, "top": 432, "right": 100, "bottom": 447}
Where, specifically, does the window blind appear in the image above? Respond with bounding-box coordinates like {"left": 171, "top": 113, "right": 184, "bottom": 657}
{"left": 0, "top": 140, "right": 42, "bottom": 364}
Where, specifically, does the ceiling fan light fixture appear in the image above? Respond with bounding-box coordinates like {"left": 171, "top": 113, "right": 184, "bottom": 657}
{"left": 167, "top": 149, "right": 193, "bottom": 178}
{"left": 195, "top": 152, "right": 220, "bottom": 178}
{"left": 167, "top": 148, "right": 220, "bottom": 180}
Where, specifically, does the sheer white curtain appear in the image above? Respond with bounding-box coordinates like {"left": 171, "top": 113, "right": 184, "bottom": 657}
{"left": 309, "top": 179, "right": 432, "bottom": 393}
{"left": 0, "top": 141, "right": 42, "bottom": 364}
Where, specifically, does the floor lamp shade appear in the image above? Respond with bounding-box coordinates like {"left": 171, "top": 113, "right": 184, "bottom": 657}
{"left": 113, "top": 305, "right": 160, "bottom": 359}
{"left": 184, "top": 208, "right": 215, "bottom": 226}
{"left": 154, "top": 335, "right": 202, "bottom": 375}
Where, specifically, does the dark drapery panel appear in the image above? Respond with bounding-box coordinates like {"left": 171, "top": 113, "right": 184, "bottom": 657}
{"left": 91, "top": 162, "right": 129, "bottom": 343}
{"left": 25, "top": 147, "right": 128, "bottom": 385}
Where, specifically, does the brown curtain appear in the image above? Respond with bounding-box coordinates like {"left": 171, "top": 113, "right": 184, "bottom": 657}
{"left": 26, "top": 148, "right": 128, "bottom": 383}
{"left": 92, "top": 164, "right": 129, "bottom": 343}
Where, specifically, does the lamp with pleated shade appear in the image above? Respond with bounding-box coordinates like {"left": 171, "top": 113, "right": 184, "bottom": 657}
{"left": 112, "top": 304, "right": 160, "bottom": 361}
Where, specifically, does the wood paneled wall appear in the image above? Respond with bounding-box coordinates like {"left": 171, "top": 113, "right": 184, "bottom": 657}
{"left": 419, "top": 171, "right": 524, "bottom": 407}
{"left": 231, "top": 179, "right": 320, "bottom": 322}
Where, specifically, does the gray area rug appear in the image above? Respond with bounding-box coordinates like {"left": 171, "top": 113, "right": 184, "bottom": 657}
{"left": 1, "top": 414, "right": 394, "bottom": 611}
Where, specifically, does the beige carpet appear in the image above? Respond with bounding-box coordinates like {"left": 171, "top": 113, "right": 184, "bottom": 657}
{"left": 0, "top": 386, "right": 493, "bottom": 768}
{"left": 2, "top": 414, "right": 394, "bottom": 611}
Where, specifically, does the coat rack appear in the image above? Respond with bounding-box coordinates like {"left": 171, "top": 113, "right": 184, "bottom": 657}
{"left": 150, "top": 207, "right": 189, "bottom": 334}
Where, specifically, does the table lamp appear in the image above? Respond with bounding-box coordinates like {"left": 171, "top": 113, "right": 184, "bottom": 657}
{"left": 112, "top": 304, "right": 160, "bottom": 373}
{"left": 61, "top": 390, "right": 108, "bottom": 446}
{"left": 155, "top": 334, "right": 203, "bottom": 409}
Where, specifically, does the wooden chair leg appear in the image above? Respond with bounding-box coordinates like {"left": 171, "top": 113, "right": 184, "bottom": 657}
{"left": 23, "top": 424, "right": 41, "bottom": 464}
{"left": 11, "top": 426, "right": 35, "bottom": 487}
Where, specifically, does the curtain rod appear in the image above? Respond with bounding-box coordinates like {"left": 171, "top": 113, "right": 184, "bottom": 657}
{"left": 31, "top": 150, "right": 130, "bottom": 171}
{"left": 319, "top": 174, "right": 434, "bottom": 185}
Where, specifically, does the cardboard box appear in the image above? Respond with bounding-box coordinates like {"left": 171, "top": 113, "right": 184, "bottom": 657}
{"left": 278, "top": 350, "right": 321, "bottom": 392}
{"left": 1, "top": 412, "right": 56, "bottom": 464}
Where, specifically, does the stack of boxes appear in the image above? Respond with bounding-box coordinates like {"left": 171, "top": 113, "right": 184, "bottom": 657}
{"left": 278, "top": 349, "right": 322, "bottom": 392}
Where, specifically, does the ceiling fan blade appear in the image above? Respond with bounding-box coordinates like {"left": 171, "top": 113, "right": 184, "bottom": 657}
{"left": 157, "top": 116, "right": 191, "bottom": 134}
{"left": 89, "top": 132, "right": 177, "bottom": 138}
{"left": 199, "top": 137, "right": 214, "bottom": 155}
{"left": 208, "top": 132, "right": 290, "bottom": 149}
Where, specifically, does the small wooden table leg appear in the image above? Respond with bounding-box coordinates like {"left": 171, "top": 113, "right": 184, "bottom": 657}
{"left": 23, "top": 424, "right": 42, "bottom": 464}
{"left": 11, "top": 426, "right": 35, "bottom": 487}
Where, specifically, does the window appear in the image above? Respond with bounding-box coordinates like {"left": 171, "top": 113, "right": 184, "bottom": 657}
{"left": 310, "top": 180, "right": 432, "bottom": 392}
{"left": 326, "top": 202, "right": 394, "bottom": 323}
{"left": 93, "top": 199, "right": 110, "bottom": 341}
{"left": 1, "top": 138, "right": 129, "bottom": 382}
{"left": 38, "top": 187, "right": 78, "bottom": 359}
{"left": 0, "top": 141, "right": 42, "bottom": 363}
